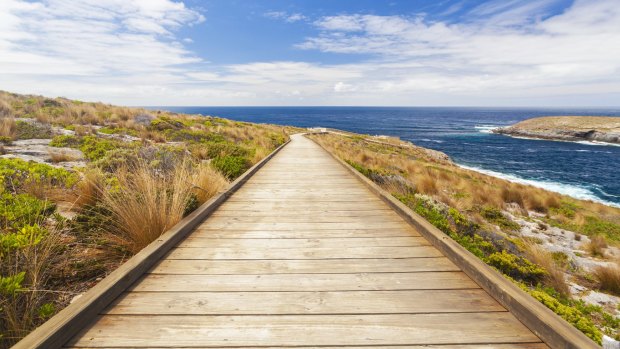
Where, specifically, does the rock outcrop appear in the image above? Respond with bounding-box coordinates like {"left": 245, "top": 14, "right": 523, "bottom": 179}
{"left": 494, "top": 116, "right": 620, "bottom": 144}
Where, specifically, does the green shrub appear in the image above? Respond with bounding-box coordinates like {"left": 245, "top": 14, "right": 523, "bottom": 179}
{"left": 345, "top": 160, "right": 375, "bottom": 178}
{"left": 550, "top": 200, "right": 579, "bottom": 219}
{"left": 480, "top": 206, "right": 520, "bottom": 231}
{"left": 49, "top": 134, "right": 80, "bottom": 148}
{"left": 581, "top": 216, "right": 620, "bottom": 241}
{"left": 525, "top": 286, "right": 602, "bottom": 343}
{"left": 15, "top": 121, "right": 52, "bottom": 139}
{"left": 204, "top": 141, "right": 250, "bottom": 158}
{"left": 269, "top": 133, "right": 287, "bottom": 147}
{"left": 0, "top": 157, "right": 78, "bottom": 189}
{"left": 79, "top": 135, "right": 116, "bottom": 161}
{"left": 0, "top": 224, "right": 47, "bottom": 257}
{"left": 98, "top": 126, "right": 138, "bottom": 136}
{"left": 163, "top": 128, "right": 225, "bottom": 143}
{"left": 93, "top": 147, "right": 140, "bottom": 172}
{"left": 486, "top": 250, "right": 546, "bottom": 283}
{"left": 0, "top": 193, "right": 55, "bottom": 229}
{"left": 149, "top": 117, "right": 184, "bottom": 131}
{"left": 211, "top": 156, "right": 250, "bottom": 179}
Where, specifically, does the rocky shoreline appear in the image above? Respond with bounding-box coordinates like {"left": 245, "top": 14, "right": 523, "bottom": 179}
{"left": 493, "top": 116, "right": 620, "bottom": 145}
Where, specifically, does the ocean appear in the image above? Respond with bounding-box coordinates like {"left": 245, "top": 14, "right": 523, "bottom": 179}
{"left": 153, "top": 106, "right": 620, "bottom": 207}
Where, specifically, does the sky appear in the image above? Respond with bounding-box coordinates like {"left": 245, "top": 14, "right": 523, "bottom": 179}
{"left": 1, "top": 0, "right": 619, "bottom": 106}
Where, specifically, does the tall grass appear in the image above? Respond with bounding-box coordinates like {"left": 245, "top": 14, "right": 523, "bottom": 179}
{"left": 585, "top": 235, "right": 608, "bottom": 258}
{"left": 594, "top": 264, "right": 620, "bottom": 296}
{"left": 524, "top": 244, "right": 570, "bottom": 296}
{"left": 101, "top": 160, "right": 195, "bottom": 254}
{"left": 0, "top": 118, "right": 16, "bottom": 141}
{"left": 74, "top": 168, "right": 105, "bottom": 209}
{"left": 1, "top": 227, "right": 59, "bottom": 345}
{"left": 192, "top": 164, "right": 229, "bottom": 204}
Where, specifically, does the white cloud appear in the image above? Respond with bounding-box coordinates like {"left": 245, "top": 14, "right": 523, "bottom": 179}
{"left": 0, "top": 0, "right": 619, "bottom": 106}
{"left": 295, "top": 0, "right": 620, "bottom": 105}
{"left": 264, "top": 11, "right": 306, "bottom": 23}
{"left": 334, "top": 82, "right": 357, "bottom": 92}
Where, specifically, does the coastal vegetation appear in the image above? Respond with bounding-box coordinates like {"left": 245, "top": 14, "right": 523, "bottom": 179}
{"left": 309, "top": 131, "right": 620, "bottom": 343}
{"left": 494, "top": 116, "right": 620, "bottom": 145}
{"left": 0, "top": 90, "right": 298, "bottom": 347}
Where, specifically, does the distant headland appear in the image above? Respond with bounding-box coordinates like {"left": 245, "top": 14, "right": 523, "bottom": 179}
{"left": 493, "top": 116, "right": 620, "bottom": 145}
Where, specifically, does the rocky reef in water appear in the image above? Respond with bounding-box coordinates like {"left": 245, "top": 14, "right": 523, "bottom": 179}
{"left": 494, "top": 116, "right": 620, "bottom": 144}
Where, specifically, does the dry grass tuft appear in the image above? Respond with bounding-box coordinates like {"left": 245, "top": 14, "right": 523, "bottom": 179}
{"left": 74, "top": 168, "right": 105, "bottom": 209}
{"left": 0, "top": 99, "right": 13, "bottom": 117}
{"left": 525, "top": 244, "right": 570, "bottom": 296}
{"left": 191, "top": 164, "right": 229, "bottom": 204}
{"left": 48, "top": 150, "right": 79, "bottom": 163}
{"left": 102, "top": 160, "right": 195, "bottom": 254}
{"left": 585, "top": 235, "right": 608, "bottom": 258}
{"left": 0, "top": 117, "right": 16, "bottom": 140}
{"left": 416, "top": 174, "right": 437, "bottom": 195}
{"left": 593, "top": 264, "right": 620, "bottom": 296}
{"left": 501, "top": 185, "right": 524, "bottom": 206}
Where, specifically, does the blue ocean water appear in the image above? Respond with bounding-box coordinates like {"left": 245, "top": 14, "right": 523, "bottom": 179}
{"left": 155, "top": 106, "right": 620, "bottom": 207}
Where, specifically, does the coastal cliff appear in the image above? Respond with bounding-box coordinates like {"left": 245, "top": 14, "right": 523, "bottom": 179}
{"left": 494, "top": 116, "right": 620, "bottom": 144}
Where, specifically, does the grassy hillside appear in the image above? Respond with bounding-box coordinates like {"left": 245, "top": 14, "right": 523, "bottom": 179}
{"left": 0, "top": 91, "right": 301, "bottom": 347}
{"left": 309, "top": 132, "right": 620, "bottom": 344}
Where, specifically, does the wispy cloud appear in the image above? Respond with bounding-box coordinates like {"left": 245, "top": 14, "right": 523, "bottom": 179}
{"left": 264, "top": 11, "right": 306, "bottom": 23}
{"left": 294, "top": 0, "right": 620, "bottom": 105}
{"left": 0, "top": 0, "right": 205, "bottom": 102}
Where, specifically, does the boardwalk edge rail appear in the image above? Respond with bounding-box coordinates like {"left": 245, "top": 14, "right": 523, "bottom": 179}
{"left": 308, "top": 132, "right": 598, "bottom": 349}
{"left": 13, "top": 139, "right": 291, "bottom": 349}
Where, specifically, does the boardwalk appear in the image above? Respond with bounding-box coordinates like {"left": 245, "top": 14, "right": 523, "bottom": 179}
{"left": 64, "top": 134, "right": 547, "bottom": 348}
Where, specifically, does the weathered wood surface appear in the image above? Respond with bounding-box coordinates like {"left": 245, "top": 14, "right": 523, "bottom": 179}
{"left": 64, "top": 134, "right": 548, "bottom": 348}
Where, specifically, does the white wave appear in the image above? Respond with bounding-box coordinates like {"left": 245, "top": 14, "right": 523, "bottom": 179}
{"left": 457, "top": 164, "right": 620, "bottom": 208}
{"left": 420, "top": 138, "right": 444, "bottom": 143}
{"left": 474, "top": 125, "right": 499, "bottom": 134}
{"left": 501, "top": 134, "right": 620, "bottom": 147}
{"left": 575, "top": 140, "right": 620, "bottom": 147}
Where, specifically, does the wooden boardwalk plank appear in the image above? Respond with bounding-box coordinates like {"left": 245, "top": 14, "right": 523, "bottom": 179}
{"left": 166, "top": 246, "right": 443, "bottom": 259}
{"left": 177, "top": 236, "right": 430, "bottom": 248}
{"left": 149, "top": 257, "right": 460, "bottom": 274}
{"left": 189, "top": 229, "right": 421, "bottom": 238}
{"left": 66, "top": 313, "right": 541, "bottom": 347}
{"left": 104, "top": 289, "right": 505, "bottom": 315}
{"left": 129, "top": 272, "right": 478, "bottom": 292}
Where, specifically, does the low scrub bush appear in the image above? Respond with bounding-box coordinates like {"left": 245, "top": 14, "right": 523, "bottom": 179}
{"left": 0, "top": 158, "right": 78, "bottom": 190}
{"left": 480, "top": 206, "right": 520, "bottom": 231}
{"left": 526, "top": 286, "right": 602, "bottom": 343}
{"left": 0, "top": 193, "right": 55, "bottom": 229}
{"left": 14, "top": 121, "right": 52, "bottom": 139}
{"left": 49, "top": 134, "right": 80, "bottom": 148}
{"left": 79, "top": 136, "right": 117, "bottom": 161}
{"left": 149, "top": 116, "right": 184, "bottom": 131}
{"left": 486, "top": 250, "right": 547, "bottom": 283}
{"left": 163, "top": 128, "right": 225, "bottom": 143}
{"left": 211, "top": 156, "right": 250, "bottom": 180}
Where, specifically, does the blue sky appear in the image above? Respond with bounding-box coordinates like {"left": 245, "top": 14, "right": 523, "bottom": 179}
{"left": 1, "top": 0, "right": 619, "bottom": 106}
